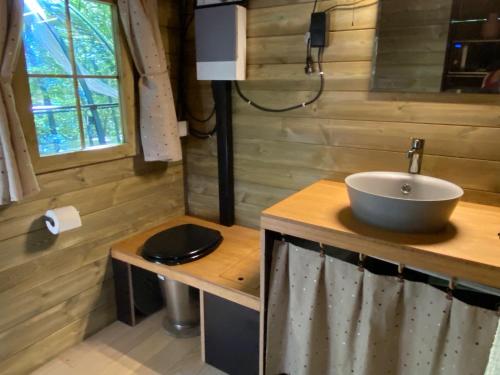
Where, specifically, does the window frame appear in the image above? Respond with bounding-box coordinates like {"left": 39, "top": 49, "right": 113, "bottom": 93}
{"left": 13, "top": 0, "right": 136, "bottom": 174}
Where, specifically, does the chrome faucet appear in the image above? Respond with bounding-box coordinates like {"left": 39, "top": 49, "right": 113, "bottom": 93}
{"left": 407, "top": 138, "right": 425, "bottom": 174}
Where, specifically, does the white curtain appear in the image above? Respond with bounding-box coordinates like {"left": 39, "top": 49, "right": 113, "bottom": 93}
{"left": 117, "top": 0, "right": 182, "bottom": 162}
{"left": 0, "top": 0, "right": 40, "bottom": 204}
{"left": 485, "top": 321, "right": 500, "bottom": 375}
{"left": 266, "top": 241, "right": 499, "bottom": 375}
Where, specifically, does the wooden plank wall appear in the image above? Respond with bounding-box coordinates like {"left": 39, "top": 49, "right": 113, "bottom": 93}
{"left": 0, "top": 2, "right": 183, "bottom": 373}
{"left": 185, "top": 0, "right": 500, "bottom": 228}
{"left": 372, "top": 0, "right": 452, "bottom": 92}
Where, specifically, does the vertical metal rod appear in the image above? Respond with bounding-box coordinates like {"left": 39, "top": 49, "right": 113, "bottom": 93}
{"left": 211, "top": 81, "right": 234, "bottom": 226}
{"left": 64, "top": 0, "right": 86, "bottom": 149}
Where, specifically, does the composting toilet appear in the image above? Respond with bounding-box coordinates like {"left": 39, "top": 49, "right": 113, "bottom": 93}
{"left": 142, "top": 224, "right": 223, "bottom": 337}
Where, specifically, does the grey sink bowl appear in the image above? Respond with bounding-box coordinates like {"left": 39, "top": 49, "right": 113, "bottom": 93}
{"left": 345, "top": 172, "right": 464, "bottom": 233}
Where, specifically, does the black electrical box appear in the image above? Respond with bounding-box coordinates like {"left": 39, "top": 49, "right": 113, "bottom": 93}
{"left": 309, "top": 12, "right": 329, "bottom": 48}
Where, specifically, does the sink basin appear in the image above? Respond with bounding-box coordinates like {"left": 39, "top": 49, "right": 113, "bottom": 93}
{"left": 345, "top": 172, "right": 464, "bottom": 233}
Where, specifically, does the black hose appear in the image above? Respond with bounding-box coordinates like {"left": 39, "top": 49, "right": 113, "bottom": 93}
{"left": 188, "top": 125, "right": 217, "bottom": 139}
{"left": 178, "top": 0, "right": 216, "bottom": 126}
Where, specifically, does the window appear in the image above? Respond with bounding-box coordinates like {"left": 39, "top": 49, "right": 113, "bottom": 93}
{"left": 16, "top": 0, "right": 135, "bottom": 172}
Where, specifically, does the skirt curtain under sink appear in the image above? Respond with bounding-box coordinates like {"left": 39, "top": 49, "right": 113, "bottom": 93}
{"left": 266, "top": 241, "right": 499, "bottom": 375}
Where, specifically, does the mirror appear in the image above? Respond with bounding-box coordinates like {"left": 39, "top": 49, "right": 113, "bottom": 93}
{"left": 371, "top": 0, "right": 500, "bottom": 94}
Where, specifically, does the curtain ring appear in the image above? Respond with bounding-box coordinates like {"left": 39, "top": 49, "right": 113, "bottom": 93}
{"left": 358, "top": 253, "right": 365, "bottom": 272}
{"left": 446, "top": 277, "right": 456, "bottom": 300}
{"left": 319, "top": 243, "right": 325, "bottom": 258}
{"left": 398, "top": 263, "right": 405, "bottom": 282}
{"left": 280, "top": 233, "right": 286, "bottom": 242}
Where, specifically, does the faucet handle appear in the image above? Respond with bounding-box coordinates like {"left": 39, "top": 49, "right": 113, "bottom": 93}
{"left": 407, "top": 149, "right": 415, "bottom": 159}
{"left": 410, "top": 138, "right": 425, "bottom": 150}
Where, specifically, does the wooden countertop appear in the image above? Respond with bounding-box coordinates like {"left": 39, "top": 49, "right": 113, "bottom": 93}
{"left": 111, "top": 216, "right": 260, "bottom": 311}
{"left": 261, "top": 180, "right": 500, "bottom": 288}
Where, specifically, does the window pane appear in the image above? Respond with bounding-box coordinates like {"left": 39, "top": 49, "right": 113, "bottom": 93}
{"left": 22, "top": 0, "right": 127, "bottom": 159}
{"left": 29, "top": 77, "right": 82, "bottom": 155}
{"left": 70, "top": 0, "right": 118, "bottom": 76}
{"left": 78, "top": 78, "right": 123, "bottom": 148}
{"left": 23, "top": 0, "right": 71, "bottom": 75}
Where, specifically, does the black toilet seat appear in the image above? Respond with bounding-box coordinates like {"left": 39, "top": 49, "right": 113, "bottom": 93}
{"left": 141, "top": 224, "right": 223, "bottom": 265}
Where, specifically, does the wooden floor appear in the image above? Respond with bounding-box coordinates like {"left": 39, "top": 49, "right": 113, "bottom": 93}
{"left": 32, "top": 311, "right": 226, "bottom": 375}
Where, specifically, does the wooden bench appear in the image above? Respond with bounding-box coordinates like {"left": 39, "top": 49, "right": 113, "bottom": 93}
{"left": 110, "top": 215, "right": 261, "bottom": 375}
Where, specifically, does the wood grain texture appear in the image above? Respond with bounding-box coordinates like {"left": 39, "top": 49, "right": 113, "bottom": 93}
{"left": 32, "top": 311, "right": 226, "bottom": 375}
{"left": 186, "top": 152, "right": 500, "bottom": 207}
{"left": 232, "top": 89, "right": 500, "bottom": 127}
{"left": 0, "top": 303, "right": 117, "bottom": 375}
{"left": 247, "top": 29, "right": 375, "bottom": 64}
{"left": 185, "top": 0, "right": 500, "bottom": 227}
{"left": 0, "top": 2, "right": 185, "bottom": 373}
{"left": 247, "top": 0, "right": 377, "bottom": 36}
{"left": 244, "top": 61, "right": 371, "bottom": 91}
{"left": 111, "top": 216, "right": 260, "bottom": 311}
{"left": 0, "top": 281, "right": 115, "bottom": 363}
{"left": 262, "top": 180, "right": 500, "bottom": 288}
{"left": 187, "top": 136, "right": 499, "bottom": 198}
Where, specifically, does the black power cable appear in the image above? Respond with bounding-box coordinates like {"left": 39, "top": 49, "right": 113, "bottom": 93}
{"left": 233, "top": 0, "right": 377, "bottom": 113}
{"left": 184, "top": 0, "right": 375, "bottom": 124}
{"left": 186, "top": 106, "right": 216, "bottom": 123}
{"left": 234, "top": 47, "right": 324, "bottom": 113}
{"left": 177, "top": 0, "right": 217, "bottom": 139}
{"left": 312, "top": 0, "right": 319, "bottom": 13}
{"left": 234, "top": 0, "right": 325, "bottom": 113}
{"left": 189, "top": 124, "right": 217, "bottom": 139}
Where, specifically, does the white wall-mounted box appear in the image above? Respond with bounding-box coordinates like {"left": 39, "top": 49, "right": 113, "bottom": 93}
{"left": 194, "top": 5, "right": 246, "bottom": 81}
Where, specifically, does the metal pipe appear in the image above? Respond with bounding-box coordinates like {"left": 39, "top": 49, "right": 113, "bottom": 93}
{"left": 212, "top": 81, "right": 235, "bottom": 226}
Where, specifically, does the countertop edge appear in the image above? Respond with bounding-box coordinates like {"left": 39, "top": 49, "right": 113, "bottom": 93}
{"left": 260, "top": 211, "right": 500, "bottom": 289}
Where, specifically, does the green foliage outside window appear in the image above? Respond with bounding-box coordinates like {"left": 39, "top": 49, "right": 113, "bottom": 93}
{"left": 23, "top": 0, "right": 124, "bottom": 156}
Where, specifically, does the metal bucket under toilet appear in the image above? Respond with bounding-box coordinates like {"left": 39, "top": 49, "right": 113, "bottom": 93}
{"left": 141, "top": 224, "right": 223, "bottom": 338}
{"left": 158, "top": 275, "right": 200, "bottom": 338}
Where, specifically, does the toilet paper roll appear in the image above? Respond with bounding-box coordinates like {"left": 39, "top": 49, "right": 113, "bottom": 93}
{"left": 45, "top": 206, "right": 82, "bottom": 235}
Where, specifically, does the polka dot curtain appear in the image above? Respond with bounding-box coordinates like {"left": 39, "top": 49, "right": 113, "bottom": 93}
{"left": 485, "top": 322, "right": 500, "bottom": 375}
{"left": 266, "top": 241, "right": 500, "bottom": 375}
{"left": 118, "top": 0, "right": 182, "bottom": 162}
{"left": 0, "top": 0, "right": 40, "bottom": 204}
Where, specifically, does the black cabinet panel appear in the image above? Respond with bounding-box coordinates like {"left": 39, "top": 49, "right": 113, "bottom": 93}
{"left": 204, "top": 293, "right": 259, "bottom": 375}
{"left": 112, "top": 260, "right": 163, "bottom": 326}
{"left": 112, "top": 259, "right": 135, "bottom": 326}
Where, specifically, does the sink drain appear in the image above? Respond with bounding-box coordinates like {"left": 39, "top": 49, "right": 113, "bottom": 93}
{"left": 401, "top": 183, "right": 412, "bottom": 195}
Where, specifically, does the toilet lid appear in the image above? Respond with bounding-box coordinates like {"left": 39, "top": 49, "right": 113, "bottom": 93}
{"left": 141, "top": 224, "right": 223, "bottom": 265}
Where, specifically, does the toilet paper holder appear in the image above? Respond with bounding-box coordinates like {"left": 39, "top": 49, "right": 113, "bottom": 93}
{"left": 43, "top": 206, "right": 82, "bottom": 235}
{"left": 43, "top": 215, "right": 55, "bottom": 226}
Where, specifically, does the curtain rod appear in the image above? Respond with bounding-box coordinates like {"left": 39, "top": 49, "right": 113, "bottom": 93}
{"left": 365, "top": 254, "right": 500, "bottom": 298}
{"left": 282, "top": 234, "right": 500, "bottom": 298}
